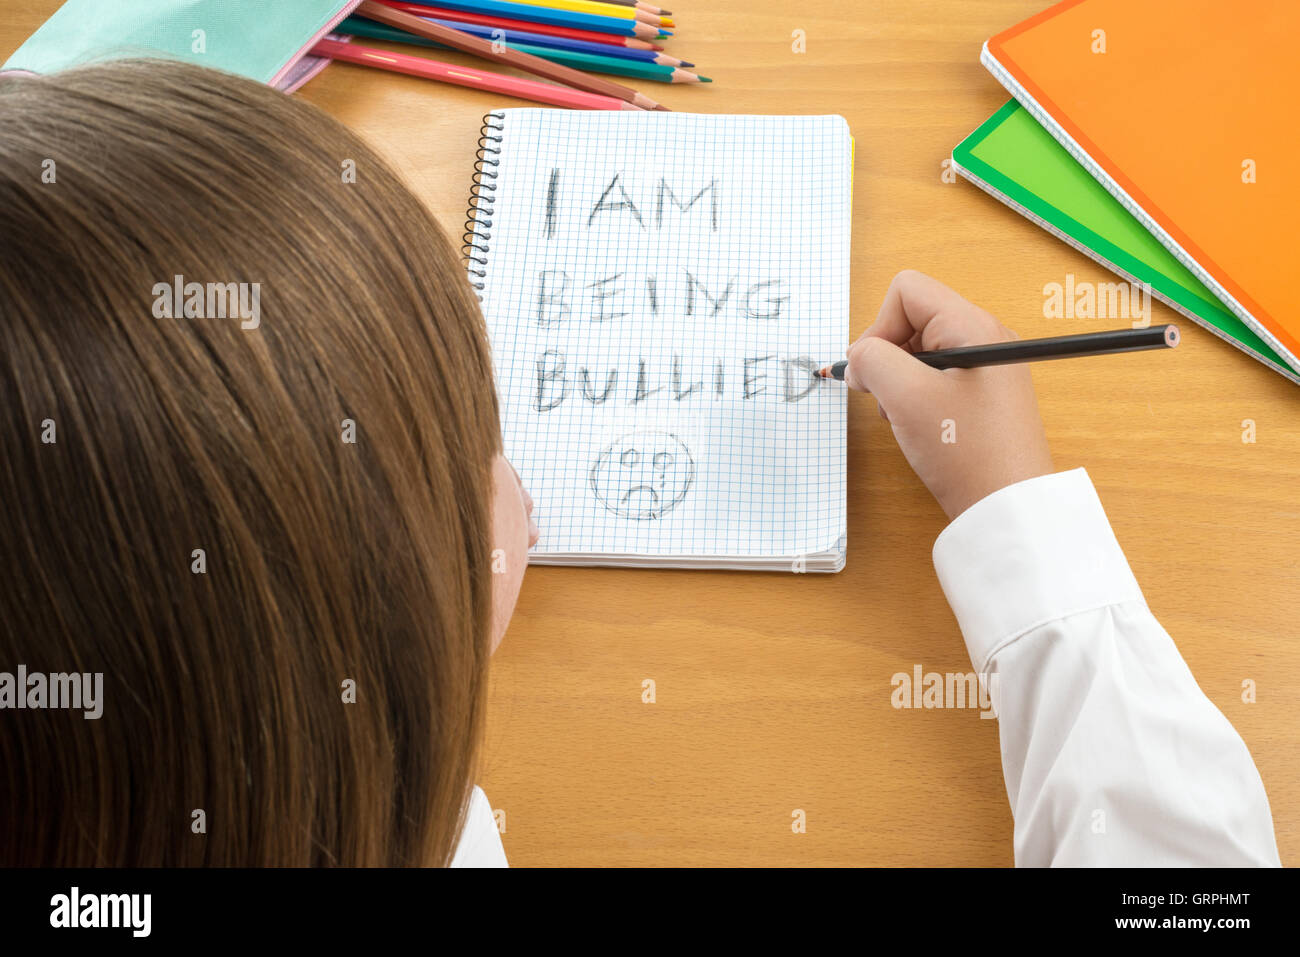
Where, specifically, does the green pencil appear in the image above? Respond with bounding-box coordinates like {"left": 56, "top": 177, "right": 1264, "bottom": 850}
{"left": 336, "top": 17, "right": 708, "bottom": 84}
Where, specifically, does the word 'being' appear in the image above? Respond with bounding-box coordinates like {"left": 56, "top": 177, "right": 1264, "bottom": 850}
{"left": 533, "top": 351, "right": 821, "bottom": 411}
{"left": 535, "top": 270, "right": 789, "bottom": 325}
{"left": 545, "top": 170, "right": 718, "bottom": 237}
{"left": 152, "top": 273, "right": 261, "bottom": 329}
{"left": 0, "top": 665, "right": 102, "bottom": 719}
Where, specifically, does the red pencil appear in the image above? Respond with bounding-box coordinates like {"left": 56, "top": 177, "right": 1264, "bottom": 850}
{"left": 313, "top": 38, "right": 640, "bottom": 109}
{"left": 373, "top": 0, "right": 664, "bottom": 49}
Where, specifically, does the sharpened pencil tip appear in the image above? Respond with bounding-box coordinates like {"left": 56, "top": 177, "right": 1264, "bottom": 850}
{"left": 698, "top": 75, "right": 712, "bottom": 82}
{"left": 680, "top": 60, "right": 694, "bottom": 68}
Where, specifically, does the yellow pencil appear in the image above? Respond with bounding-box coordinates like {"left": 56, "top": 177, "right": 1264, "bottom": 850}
{"left": 504, "top": 0, "right": 662, "bottom": 27}
{"left": 592, "top": 0, "right": 672, "bottom": 13}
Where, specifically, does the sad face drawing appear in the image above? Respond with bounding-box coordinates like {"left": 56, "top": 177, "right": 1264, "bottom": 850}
{"left": 589, "top": 430, "right": 695, "bottom": 520}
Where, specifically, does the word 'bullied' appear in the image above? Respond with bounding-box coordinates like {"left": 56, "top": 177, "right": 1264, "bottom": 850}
{"left": 534, "top": 351, "right": 821, "bottom": 411}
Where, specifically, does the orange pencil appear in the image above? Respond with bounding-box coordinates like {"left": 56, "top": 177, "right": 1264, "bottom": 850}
{"left": 313, "top": 38, "right": 641, "bottom": 109}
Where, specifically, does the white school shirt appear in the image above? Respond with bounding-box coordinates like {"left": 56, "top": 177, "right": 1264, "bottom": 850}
{"left": 452, "top": 468, "right": 1280, "bottom": 868}
{"left": 933, "top": 468, "right": 1280, "bottom": 866}
{"left": 450, "top": 786, "right": 508, "bottom": 867}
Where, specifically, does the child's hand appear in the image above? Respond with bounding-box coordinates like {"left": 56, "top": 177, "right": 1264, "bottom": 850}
{"left": 844, "top": 271, "right": 1054, "bottom": 520}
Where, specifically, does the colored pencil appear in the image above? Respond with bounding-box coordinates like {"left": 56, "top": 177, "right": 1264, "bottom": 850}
{"left": 510, "top": 47, "right": 701, "bottom": 81}
{"left": 357, "top": 1, "right": 665, "bottom": 110}
{"left": 340, "top": 18, "right": 699, "bottom": 76}
{"left": 387, "top": 0, "right": 669, "bottom": 39}
{"left": 376, "top": 1, "right": 663, "bottom": 48}
{"left": 497, "top": 0, "right": 665, "bottom": 28}
{"left": 347, "top": 14, "right": 688, "bottom": 63}
{"left": 340, "top": 19, "right": 703, "bottom": 82}
{"left": 312, "top": 38, "right": 639, "bottom": 109}
{"left": 816, "top": 325, "right": 1180, "bottom": 379}
{"left": 604, "top": 0, "right": 671, "bottom": 13}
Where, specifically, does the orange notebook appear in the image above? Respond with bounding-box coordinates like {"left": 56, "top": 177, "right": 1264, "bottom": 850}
{"left": 983, "top": 0, "right": 1300, "bottom": 374}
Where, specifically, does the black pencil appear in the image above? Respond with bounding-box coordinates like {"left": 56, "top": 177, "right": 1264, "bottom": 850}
{"left": 816, "top": 324, "right": 1179, "bottom": 380}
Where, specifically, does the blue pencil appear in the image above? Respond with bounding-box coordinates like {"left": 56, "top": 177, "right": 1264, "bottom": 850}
{"left": 395, "top": 0, "right": 670, "bottom": 39}
{"left": 347, "top": 14, "right": 687, "bottom": 64}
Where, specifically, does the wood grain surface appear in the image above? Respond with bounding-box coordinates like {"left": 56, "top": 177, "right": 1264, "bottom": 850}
{"left": 3, "top": 0, "right": 1295, "bottom": 867}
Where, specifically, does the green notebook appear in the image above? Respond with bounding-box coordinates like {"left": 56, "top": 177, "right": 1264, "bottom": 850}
{"left": 952, "top": 100, "right": 1298, "bottom": 385}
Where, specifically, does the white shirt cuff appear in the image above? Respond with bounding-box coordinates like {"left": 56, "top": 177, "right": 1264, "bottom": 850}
{"left": 931, "top": 468, "right": 1145, "bottom": 673}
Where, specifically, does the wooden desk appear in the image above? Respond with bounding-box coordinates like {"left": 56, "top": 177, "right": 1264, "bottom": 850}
{"left": 3, "top": 0, "right": 1296, "bottom": 867}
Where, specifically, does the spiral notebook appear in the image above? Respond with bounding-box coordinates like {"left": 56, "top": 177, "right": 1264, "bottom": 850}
{"left": 465, "top": 110, "right": 852, "bottom": 572}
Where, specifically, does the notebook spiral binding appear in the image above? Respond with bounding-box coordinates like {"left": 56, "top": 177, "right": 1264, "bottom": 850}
{"left": 463, "top": 111, "right": 505, "bottom": 299}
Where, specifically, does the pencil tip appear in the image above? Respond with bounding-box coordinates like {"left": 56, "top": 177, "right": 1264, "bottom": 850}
{"left": 680, "top": 60, "right": 694, "bottom": 68}
{"left": 698, "top": 75, "right": 712, "bottom": 82}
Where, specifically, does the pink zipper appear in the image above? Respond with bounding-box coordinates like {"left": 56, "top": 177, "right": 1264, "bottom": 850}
{"left": 270, "top": 0, "right": 365, "bottom": 92}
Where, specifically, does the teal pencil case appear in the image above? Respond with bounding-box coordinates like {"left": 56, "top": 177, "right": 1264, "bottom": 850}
{"left": 1, "top": 0, "right": 363, "bottom": 91}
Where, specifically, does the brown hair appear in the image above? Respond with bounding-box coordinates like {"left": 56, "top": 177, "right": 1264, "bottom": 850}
{"left": 0, "top": 59, "right": 499, "bottom": 865}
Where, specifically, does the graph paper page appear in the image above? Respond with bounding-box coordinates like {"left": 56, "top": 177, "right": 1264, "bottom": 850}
{"left": 475, "top": 110, "right": 850, "bottom": 562}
